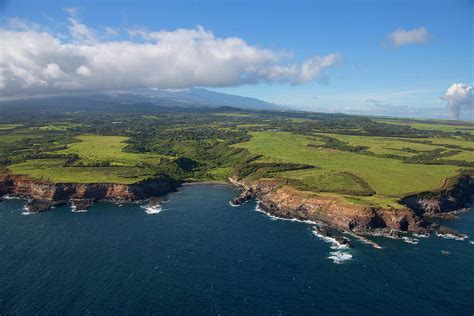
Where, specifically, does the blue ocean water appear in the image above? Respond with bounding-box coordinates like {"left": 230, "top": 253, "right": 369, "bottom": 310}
{"left": 0, "top": 184, "right": 473, "bottom": 315}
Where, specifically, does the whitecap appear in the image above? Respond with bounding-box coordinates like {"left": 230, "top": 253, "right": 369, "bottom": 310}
{"left": 312, "top": 227, "right": 350, "bottom": 250}
{"left": 4, "top": 195, "right": 23, "bottom": 200}
{"left": 255, "top": 202, "right": 317, "bottom": 224}
{"left": 413, "top": 233, "right": 429, "bottom": 238}
{"left": 71, "top": 206, "right": 88, "bottom": 213}
{"left": 344, "top": 232, "right": 382, "bottom": 249}
{"left": 402, "top": 236, "right": 419, "bottom": 245}
{"left": 436, "top": 232, "right": 468, "bottom": 241}
{"left": 469, "top": 241, "right": 474, "bottom": 245}
{"left": 142, "top": 204, "right": 162, "bottom": 215}
{"left": 229, "top": 201, "right": 240, "bottom": 207}
{"left": 328, "top": 251, "right": 353, "bottom": 264}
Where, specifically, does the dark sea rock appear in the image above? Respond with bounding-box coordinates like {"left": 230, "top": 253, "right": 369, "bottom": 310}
{"left": 71, "top": 199, "right": 95, "bottom": 211}
{"left": 26, "top": 199, "right": 53, "bottom": 213}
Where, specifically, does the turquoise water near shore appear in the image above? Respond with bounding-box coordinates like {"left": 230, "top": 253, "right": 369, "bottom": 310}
{"left": 1, "top": 184, "right": 473, "bottom": 315}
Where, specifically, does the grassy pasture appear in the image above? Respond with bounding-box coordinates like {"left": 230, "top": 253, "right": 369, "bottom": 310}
{"left": 0, "top": 124, "right": 22, "bottom": 130}
{"left": 36, "top": 123, "right": 85, "bottom": 131}
{"left": 234, "top": 131, "right": 460, "bottom": 196}
{"left": 7, "top": 135, "right": 166, "bottom": 183}
{"left": 8, "top": 159, "right": 149, "bottom": 183}
{"left": 321, "top": 133, "right": 441, "bottom": 157}
{"left": 376, "top": 119, "right": 474, "bottom": 135}
{"left": 56, "top": 135, "right": 164, "bottom": 166}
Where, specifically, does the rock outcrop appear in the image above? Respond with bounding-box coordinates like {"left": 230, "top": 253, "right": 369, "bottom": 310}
{"left": 0, "top": 174, "right": 179, "bottom": 212}
{"left": 230, "top": 177, "right": 425, "bottom": 234}
{"left": 400, "top": 172, "right": 473, "bottom": 215}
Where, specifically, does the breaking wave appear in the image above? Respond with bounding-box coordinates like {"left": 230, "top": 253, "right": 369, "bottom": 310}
{"left": 142, "top": 204, "right": 162, "bottom": 215}
{"left": 328, "top": 251, "right": 353, "bottom": 264}
{"left": 71, "top": 206, "right": 88, "bottom": 213}
{"left": 255, "top": 202, "right": 317, "bottom": 224}
{"left": 436, "top": 232, "right": 468, "bottom": 241}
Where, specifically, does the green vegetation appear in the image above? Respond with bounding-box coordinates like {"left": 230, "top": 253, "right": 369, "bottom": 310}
{"left": 234, "top": 131, "right": 460, "bottom": 195}
{"left": 376, "top": 119, "right": 474, "bottom": 135}
{"left": 0, "top": 124, "right": 22, "bottom": 130}
{"left": 1, "top": 107, "right": 472, "bottom": 206}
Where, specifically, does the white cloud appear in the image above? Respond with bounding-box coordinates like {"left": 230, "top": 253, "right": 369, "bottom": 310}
{"left": 0, "top": 18, "right": 342, "bottom": 97}
{"left": 75, "top": 65, "right": 92, "bottom": 77}
{"left": 384, "top": 27, "right": 430, "bottom": 48}
{"left": 67, "top": 17, "right": 96, "bottom": 43}
{"left": 441, "top": 83, "right": 473, "bottom": 119}
{"left": 42, "top": 63, "right": 65, "bottom": 79}
{"left": 63, "top": 7, "right": 80, "bottom": 16}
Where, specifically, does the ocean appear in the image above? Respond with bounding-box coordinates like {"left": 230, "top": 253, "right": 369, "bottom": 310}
{"left": 1, "top": 184, "right": 473, "bottom": 315}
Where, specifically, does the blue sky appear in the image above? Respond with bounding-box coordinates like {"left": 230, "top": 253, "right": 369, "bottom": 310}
{"left": 1, "top": 0, "right": 472, "bottom": 119}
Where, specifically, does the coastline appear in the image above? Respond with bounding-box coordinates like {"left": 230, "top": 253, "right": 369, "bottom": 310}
{"left": 1, "top": 171, "right": 472, "bottom": 242}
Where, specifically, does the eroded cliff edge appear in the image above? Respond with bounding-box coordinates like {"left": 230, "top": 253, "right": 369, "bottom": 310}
{"left": 230, "top": 171, "right": 473, "bottom": 239}
{"left": 0, "top": 174, "right": 179, "bottom": 212}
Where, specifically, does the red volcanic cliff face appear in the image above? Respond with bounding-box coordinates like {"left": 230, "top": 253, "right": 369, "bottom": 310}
{"left": 231, "top": 178, "right": 424, "bottom": 233}
{"left": 0, "top": 174, "right": 179, "bottom": 211}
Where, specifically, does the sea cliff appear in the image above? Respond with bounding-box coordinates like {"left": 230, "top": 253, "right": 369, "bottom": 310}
{"left": 0, "top": 174, "right": 179, "bottom": 212}
{"left": 229, "top": 173, "right": 473, "bottom": 239}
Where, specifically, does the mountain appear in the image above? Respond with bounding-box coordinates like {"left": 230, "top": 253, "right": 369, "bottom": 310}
{"left": 104, "top": 87, "right": 283, "bottom": 110}
{"left": 0, "top": 88, "right": 283, "bottom": 113}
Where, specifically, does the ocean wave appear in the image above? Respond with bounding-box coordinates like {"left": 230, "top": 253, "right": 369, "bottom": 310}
{"left": 312, "top": 227, "right": 350, "bottom": 250}
{"left": 328, "top": 251, "right": 353, "bottom": 264}
{"left": 141, "top": 204, "right": 162, "bottom": 215}
{"left": 469, "top": 241, "right": 474, "bottom": 245}
{"left": 229, "top": 201, "right": 240, "bottom": 207}
{"left": 344, "top": 232, "right": 383, "bottom": 249}
{"left": 21, "top": 205, "right": 34, "bottom": 215}
{"left": 255, "top": 203, "right": 318, "bottom": 224}
{"left": 402, "top": 236, "right": 419, "bottom": 245}
{"left": 3, "top": 195, "right": 23, "bottom": 200}
{"left": 436, "top": 232, "right": 468, "bottom": 241}
{"left": 71, "top": 206, "right": 88, "bottom": 213}
{"left": 413, "top": 233, "right": 430, "bottom": 238}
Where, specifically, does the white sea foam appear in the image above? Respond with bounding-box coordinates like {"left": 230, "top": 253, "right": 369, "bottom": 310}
{"left": 344, "top": 232, "right": 383, "bottom": 249}
{"left": 142, "top": 204, "right": 162, "bottom": 215}
{"left": 255, "top": 202, "right": 317, "bottom": 224}
{"left": 3, "top": 195, "right": 22, "bottom": 200}
{"left": 436, "top": 232, "right": 468, "bottom": 241}
{"left": 71, "top": 206, "right": 88, "bottom": 213}
{"left": 312, "top": 227, "right": 350, "bottom": 250}
{"left": 402, "top": 236, "right": 419, "bottom": 245}
{"left": 328, "top": 251, "right": 353, "bottom": 264}
{"left": 229, "top": 201, "right": 240, "bottom": 207}
{"left": 469, "top": 241, "right": 474, "bottom": 245}
{"left": 21, "top": 205, "right": 34, "bottom": 215}
{"left": 413, "top": 233, "right": 430, "bottom": 238}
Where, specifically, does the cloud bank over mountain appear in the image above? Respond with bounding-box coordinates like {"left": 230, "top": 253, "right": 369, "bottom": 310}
{"left": 0, "top": 16, "right": 342, "bottom": 98}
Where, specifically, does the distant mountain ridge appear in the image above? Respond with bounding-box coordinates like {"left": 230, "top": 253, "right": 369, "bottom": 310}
{"left": 0, "top": 88, "right": 282, "bottom": 112}
{"left": 105, "top": 87, "right": 283, "bottom": 110}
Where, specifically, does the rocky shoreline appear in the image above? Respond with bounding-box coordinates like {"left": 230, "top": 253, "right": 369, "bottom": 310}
{"left": 0, "top": 174, "right": 179, "bottom": 212}
{"left": 229, "top": 173, "right": 473, "bottom": 241}
{"left": 1, "top": 172, "right": 472, "bottom": 242}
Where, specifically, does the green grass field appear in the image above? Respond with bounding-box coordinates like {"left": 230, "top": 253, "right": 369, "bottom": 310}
{"left": 36, "top": 123, "right": 85, "bottom": 131}
{"left": 56, "top": 135, "right": 165, "bottom": 166}
{"left": 321, "top": 133, "right": 440, "bottom": 157}
{"left": 8, "top": 159, "right": 149, "bottom": 183}
{"left": 7, "top": 135, "right": 166, "bottom": 183}
{"left": 234, "top": 132, "right": 461, "bottom": 197}
{"left": 0, "top": 124, "right": 22, "bottom": 130}
{"left": 376, "top": 119, "right": 474, "bottom": 135}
